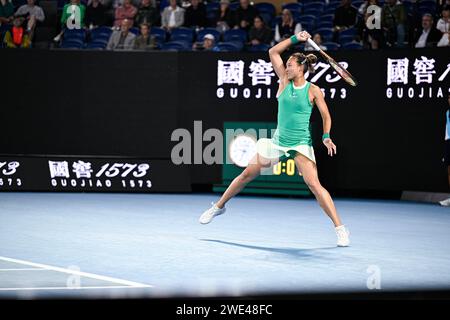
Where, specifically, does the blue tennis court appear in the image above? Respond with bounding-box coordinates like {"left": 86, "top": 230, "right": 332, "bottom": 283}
{"left": 1, "top": 192, "right": 449, "bottom": 299}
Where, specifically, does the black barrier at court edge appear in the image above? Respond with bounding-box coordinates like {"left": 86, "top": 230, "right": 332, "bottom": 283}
{"left": 0, "top": 47, "right": 449, "bottom": 194}
{"left": 0, "top": 155, "right": 191, "bottom": 192}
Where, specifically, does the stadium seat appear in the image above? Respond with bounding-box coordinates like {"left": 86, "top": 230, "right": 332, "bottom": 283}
{"left": 216, "top": 41, "right": 243, "bottom": 52}
{"left": 223, "top": 29, "right": 247, "bottom": 42}
{"left": 160, "top": 40, "right": 191, "bottom": 51}
{"left": 254, "top": 2, "right": 276, "bottom": 17}
{"left": 322, "top": 41, "right": 340, "bottom": 50}
{"left": 315, "top": 27, "right": 333, "bottom": 42}
{"left": 281, "top": 3, "right": 303, "bottom": 14}
{"left": 342, "top": 42, "right": 363, "bottom": 50}
{"left": 150, "top": 27, "right": 167, "bottom": 43}
{"left": 246, "top": 43, "right": 271, "bottom": 52}
{"left": 170, "top": 27, "right": 194, "bottom": 42}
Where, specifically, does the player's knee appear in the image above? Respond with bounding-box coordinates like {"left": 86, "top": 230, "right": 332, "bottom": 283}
{"left": 305, "top": 178, "right": 321, "bottom": 192}
{"left": 239, "top": 169, "right": 256, "bottom": 183}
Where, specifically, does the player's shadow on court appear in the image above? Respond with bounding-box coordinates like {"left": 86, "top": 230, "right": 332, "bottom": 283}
{"left": 200, "top": 239, "right": 338, "bottom": 260}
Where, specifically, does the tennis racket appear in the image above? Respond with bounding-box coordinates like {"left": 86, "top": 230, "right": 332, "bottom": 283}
{"left": 306, "top": 38, "right": 358, "bottom": 87}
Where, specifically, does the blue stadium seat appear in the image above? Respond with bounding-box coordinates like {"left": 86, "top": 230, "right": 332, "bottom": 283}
{"left": 315, "top": 27, "right": 333, "bottom": 42}
{"left": 60, "top": 38, "right": 84, "bottom": 49}
{"left": 159, "top": 0, "right": 169, "bottom": 12}
{"left": 90, "top": 26, "right": 112, "bottom": 39}
{"left": 86, "top": 41, "right": 108, "bottom": 50}
{"left": 339, "top": 27, "right": 356, "bottom": 38}
{"left": 298, "top": 14, "right": 316, "bottom": 31}
{"left": 247, "top": 43, "right": 271, "bottom": 52}
{"left": 322, "top": 41, "right": 340, "bottom": 50}
{"left": 299, "top": 14, "right": 317, "bottom": 23}
{"left": 170, "top": 27, "right": 194, "bottom": 42}
{"left": 342, "top": 42, "right": 363, "bottom": 50}
{"left": 196, "top": 28, "right": 221, "bottom": 42}
{"left": 216, "top": 41, "right": 243, "bottom": 52}
{"left": 281, "top": 3, "right": 303, "bottom": 14}
{"left": 150, "top": 27, "right": 167, "bottom": 43}
{"left": 323, "top": 5, "right": 338, "bottom": 15}
{"left": 63, "top": 28, "right": 86, "bottom": 41}
{"left": 160, "top": 40, "right": 191, "bottom": 51}
{"left": 223, "top": 29, "right": 247, "bottom": 42}
{"left": 338, "top": 34, "right": 355, "bottom": 45}
{"left": 316, "top": 20, "right": 334, "bottom": 29}
{"left": 319, "top": 13, "right": 335, "bottom": 22}
{"left": 259, "top": 12, "right": 273, "bottom": 25}
{"left": 291, "top": 10, "right": 302, "bottom": 22}
{"left": 303, "top": 3, "right": 326, "bottom": 14}
{"left": 254, "top": 2, "right": 276, "bottom": 16}
{"left": 302, "top": 9, "right": 324, "bottom": 18}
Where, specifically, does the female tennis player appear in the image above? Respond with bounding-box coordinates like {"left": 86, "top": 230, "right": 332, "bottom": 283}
{"left": 199, "top": 31, "right": 350, "bottom": 247}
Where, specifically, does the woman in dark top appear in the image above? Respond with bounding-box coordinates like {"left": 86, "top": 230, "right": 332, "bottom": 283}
{"left": 248, "top": 15, "right": 272, "bottom": 45}
{"left": 274, "top": 9, "right": 301, "bottom": 43}
{"left": 214, "top": 0, "right": 235, "bottom": 31}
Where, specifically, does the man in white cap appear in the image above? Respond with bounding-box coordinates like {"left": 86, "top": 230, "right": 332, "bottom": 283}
{"left": 193, "top": 33, "right": 218, "bottom": 51}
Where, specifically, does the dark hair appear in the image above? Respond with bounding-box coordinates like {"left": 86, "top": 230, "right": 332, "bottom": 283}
{"left": 289, "top": 52, "right": 317, "bottom": 74}
{"left": 254, "top": 15, "right": 265, "bottom": 24}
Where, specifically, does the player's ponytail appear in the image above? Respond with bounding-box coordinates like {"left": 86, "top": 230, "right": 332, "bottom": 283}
{"left": 305, "top": 54, "right": 317, "bottom": 74}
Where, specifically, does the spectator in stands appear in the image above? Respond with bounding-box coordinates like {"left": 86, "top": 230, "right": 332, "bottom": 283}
{"left": 274, "top": 9, "right": 301, "bottom": 43}
{"left": 110, "top": 0, "right": 142, "bottom": 9}
{"left": 305, "top": 33, "right": 327, "bottom": 51}
{"left": 439, "top": 0, "right": 450, "bottom": 13}
{"left": 161, "top": 0, "right": 185, "bottom": 31}
{"left": 14, "top": 0, "right": 45, "bottom": 40}
{"left": 114, "top": 0, "right": 138, "bottom": 28}
{"left": 3, "top": 16, "right": 31, "bottom": 48}
{"left": 381, "top": 0, "right": 406, "bottom": 47}
{"left": 85, "top": 0, "right": 107, "bottom": 28}
{"left": 333, "top": 0, "right": 358, "bottom": 31}
{"left": 133, "top": 22, "right": 156, "bottom": 49}
{"left": 248, "top": 15, "right": 272, "bottom": 46}
{"left": 234, "top": 0, "right": 258, "bottom": 31}
{"left": 54, "top": 0, "right": 86, "bottom": 42}
{"left": 361, "top": 0, "right": 383, "bottom": 49}
{"left": 135, "top": 0, "right": 158, "bottom": 27}
{"left": 437, "top": 5, "right": 449, "bottom": 47}
{"left": 192, "top": 33, "right": 218, "bottom": 51}
{"left": 414, "top": 13, "right": 442, "bottom": 48}
{"left": 107, "top": 18, "right": 136, "bottom": 49}
{"left": 184, "top": 0, "right": 207, "bottom": 29}
{"left": 0, "top": 0, "right": 14, "bottom": 25}
{"left": 214, "top": 0, "right": 235, "bottom": 33}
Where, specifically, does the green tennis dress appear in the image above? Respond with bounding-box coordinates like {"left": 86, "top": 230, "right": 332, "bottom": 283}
{"left": 256, "top": 80, "right": 316, "bottom": 163}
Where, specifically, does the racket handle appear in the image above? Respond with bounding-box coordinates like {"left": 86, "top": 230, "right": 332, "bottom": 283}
{"left": 306, "top": 38, "right": 322, "bottom": 52}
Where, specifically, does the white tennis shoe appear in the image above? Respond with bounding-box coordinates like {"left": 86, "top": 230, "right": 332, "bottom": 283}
{"left": 199, "top": 202, "right": 226, "bottom": 224}
{"left": 335, "top": 225, "right": 350, "bottom": 247}
{"left": 439, "top": 198, "right": 450, "bottom": 207}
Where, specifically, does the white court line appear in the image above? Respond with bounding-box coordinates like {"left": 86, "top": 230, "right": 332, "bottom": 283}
{"left": 0, "top": 286, "right": 149, "bottom": 291}
{"left": 0, "top": 268, "right": 43, "bottom": 271}
{"left": 0, "top": 256, "right": 153, "bottom": 288}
